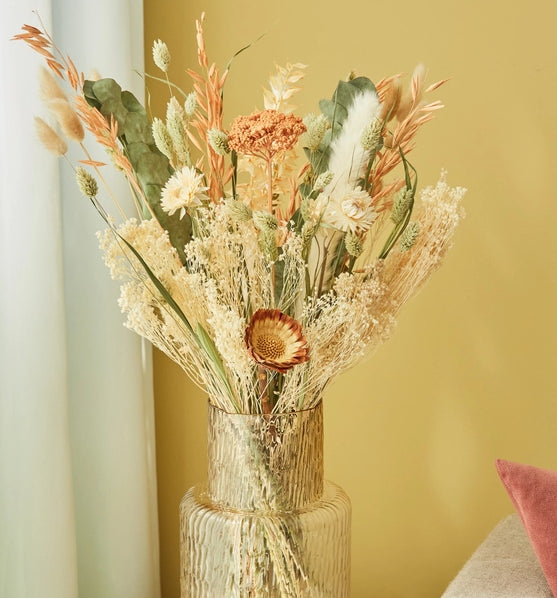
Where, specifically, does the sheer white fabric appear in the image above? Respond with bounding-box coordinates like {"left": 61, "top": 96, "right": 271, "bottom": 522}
{"left": 0, "top": 2, "right": 161, "bottom": 597}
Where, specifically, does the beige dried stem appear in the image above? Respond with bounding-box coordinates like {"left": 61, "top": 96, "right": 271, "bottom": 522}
{"left": 186, "top": 13, "right": 233, "bottom": 202}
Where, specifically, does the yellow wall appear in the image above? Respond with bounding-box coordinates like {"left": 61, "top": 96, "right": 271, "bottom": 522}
{"left": 144, "top": 1, "right": 557, "bottom": 596}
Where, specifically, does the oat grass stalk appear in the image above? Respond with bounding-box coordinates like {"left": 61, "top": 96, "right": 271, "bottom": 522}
{"left": 371, "top": 69, "right": 447, "bottom": 207}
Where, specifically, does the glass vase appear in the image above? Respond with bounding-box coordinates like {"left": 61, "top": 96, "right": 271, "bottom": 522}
{"left": 179, "top": 401, "right": 351, "bottom": 597}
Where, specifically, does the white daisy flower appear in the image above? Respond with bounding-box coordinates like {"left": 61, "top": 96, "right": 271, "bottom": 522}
{"left": 316, "top": 186, "right": 376, "bottom": 233}
{"left": 160, "top": 166, "right": 209, "bottom": 219}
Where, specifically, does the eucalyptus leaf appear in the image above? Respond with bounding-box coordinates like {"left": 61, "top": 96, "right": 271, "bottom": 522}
{"left": 90, "top": 78, "right": 122, "bottom": 103}
{"left": 83, "top": 77, "right": 193, "bottom": 263}
{"left": 121, "top": 90, "right": 144, "bottom": 113}
{"left": 347, "top": 76, "right": 377, "bottom": 95}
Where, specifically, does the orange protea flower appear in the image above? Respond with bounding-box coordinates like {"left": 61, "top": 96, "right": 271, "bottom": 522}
{"left": 228, "top": 109, "right": 306, "bottom": 160}
{"left": 245, "top": 309, "right": 309, "bottom": 373}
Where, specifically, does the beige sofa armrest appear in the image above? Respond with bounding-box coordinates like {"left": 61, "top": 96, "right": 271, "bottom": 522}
{"left": 441, "top": 514, "right": 553, "bottom": 598}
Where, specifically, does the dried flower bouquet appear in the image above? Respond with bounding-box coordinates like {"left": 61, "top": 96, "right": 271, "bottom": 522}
{"left": 15, "top": 14, "right": 465, "bottom": 417}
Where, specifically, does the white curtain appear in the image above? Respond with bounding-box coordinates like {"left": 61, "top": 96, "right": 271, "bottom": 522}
{"left": 0, "top": 2, "right": 161, "bottom": 598}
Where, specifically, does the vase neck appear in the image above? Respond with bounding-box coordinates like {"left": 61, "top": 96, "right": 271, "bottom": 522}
{"left": 206, "top": 402, "right": 324, "bottom": 511}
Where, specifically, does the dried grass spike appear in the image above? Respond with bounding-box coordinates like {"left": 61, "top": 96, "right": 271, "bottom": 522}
{"left": 39, "top": 66, "right": 66, "bottom": 102}
{"left": 34, "top": 116, "right": 67, "bottom": 156}
{"left": 48, "top": 98, "right": 84, "bottom": 142}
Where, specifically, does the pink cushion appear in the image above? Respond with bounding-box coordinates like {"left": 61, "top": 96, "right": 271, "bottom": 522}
{"left": 496, "top": 459, "right": 557, "bottom": 596}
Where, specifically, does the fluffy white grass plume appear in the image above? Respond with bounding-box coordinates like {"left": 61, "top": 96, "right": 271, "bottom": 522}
{"left": 327, "top": 89, "right": 382, "bottom": 191}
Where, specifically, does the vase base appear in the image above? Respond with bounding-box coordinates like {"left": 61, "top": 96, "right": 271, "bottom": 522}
{"left": 180, "top": 480, "right": 351, "bottom": 598}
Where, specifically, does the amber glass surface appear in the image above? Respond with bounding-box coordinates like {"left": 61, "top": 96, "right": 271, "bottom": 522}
{"left": 180, "top": 402, "right": 351, "bottom": 597}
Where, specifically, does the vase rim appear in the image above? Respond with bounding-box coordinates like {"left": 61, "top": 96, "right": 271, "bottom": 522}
{"left": 207, "top": 399, "right": 323, "bottom": 417}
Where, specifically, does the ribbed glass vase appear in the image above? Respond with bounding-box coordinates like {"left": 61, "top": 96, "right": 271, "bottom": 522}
{"left": 179, "top": 401, "right": 351, "bottom": 597}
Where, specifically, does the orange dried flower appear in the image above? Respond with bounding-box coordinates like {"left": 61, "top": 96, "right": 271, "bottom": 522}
{"left": 228, "top": 109, "right": 306, "bottom": 160}
{"left": 245, "top": 309, "right": 309, "bottom": 373}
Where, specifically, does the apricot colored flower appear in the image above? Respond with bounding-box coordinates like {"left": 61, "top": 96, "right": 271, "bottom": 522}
{"left": 245, "top": 309, "right": 309, "bottom": 373}
{"left": 227, "top": 109, "right": 306, "bottom": 160}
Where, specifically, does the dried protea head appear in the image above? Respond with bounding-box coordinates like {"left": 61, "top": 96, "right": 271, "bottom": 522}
{"left": 245, "top": 309, "right": 309, "bottom": 373}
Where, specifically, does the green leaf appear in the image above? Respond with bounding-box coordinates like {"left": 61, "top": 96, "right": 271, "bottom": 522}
{"left": 121, "top": 90, "right": 145, "bottom": 113}
{"left": 83, "top": 78, "right": 193, "bottom": 263}
{"left": 318, "top": 98, "right": 347, "bottom": 126}
{"left": 90, "top": 78, "right": 122, "bottom": 103}
{"left": 331, "top": 80, "right": 358, "bottom": 113}
{"left": 347, "top": 76, "right": 377, "bottom": 95}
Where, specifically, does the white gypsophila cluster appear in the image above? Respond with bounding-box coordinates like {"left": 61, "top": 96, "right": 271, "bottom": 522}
{"left": 205, "top": 280, "right": 253, "bottom": 380}
{"left": 106, "top": 224, "right": 234, "bottom": 406}
{"left": 276, "top": 232, "right": 306, "bottom": 313}
{"left": 282, "top": 271, "right": 389, "bottom": 409}
{"left": 381, "top": 172, "right": 466, "bottom": 311}
{"left": 187, "top": 205, "right": 271, "bottom": 315}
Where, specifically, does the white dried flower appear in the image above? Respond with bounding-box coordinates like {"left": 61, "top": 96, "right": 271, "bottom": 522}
{"left": 160, "top": 166, "right": 209, "bottom": 219}
{"left": 152, "top": 39, "right": 171, "bottom": 73}
{"left": 316, "top": 187, "right": 376, "bottom": 233}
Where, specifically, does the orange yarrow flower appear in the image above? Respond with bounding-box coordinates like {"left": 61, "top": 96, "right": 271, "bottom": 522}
{"left": 245, "top": 309, "right": 309, "bottom": 373}
{"left": 228, "top": 109, "right": 306, "bottom": 160}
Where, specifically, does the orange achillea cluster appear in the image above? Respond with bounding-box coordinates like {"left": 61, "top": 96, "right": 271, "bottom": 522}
{"left": 228, "top": 109, "right": 306, "bottom": 160}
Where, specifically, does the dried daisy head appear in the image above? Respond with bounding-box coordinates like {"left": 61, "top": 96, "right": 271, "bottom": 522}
{"left": 160, "top": 165, "right": 209, "bottom": 219}
{"left": 245, "top": 309, "right": 309, "bottom": 373}
{"left": 227, "top": 109, "right": 306, "bottom": 160}
{"left": 316, "top": 187, "right": 376, "bottom": 234}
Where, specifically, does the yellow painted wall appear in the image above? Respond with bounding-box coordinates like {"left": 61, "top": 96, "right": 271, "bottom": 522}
{"left": 144, "top": 1, "right": 557, "bottom": 596}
